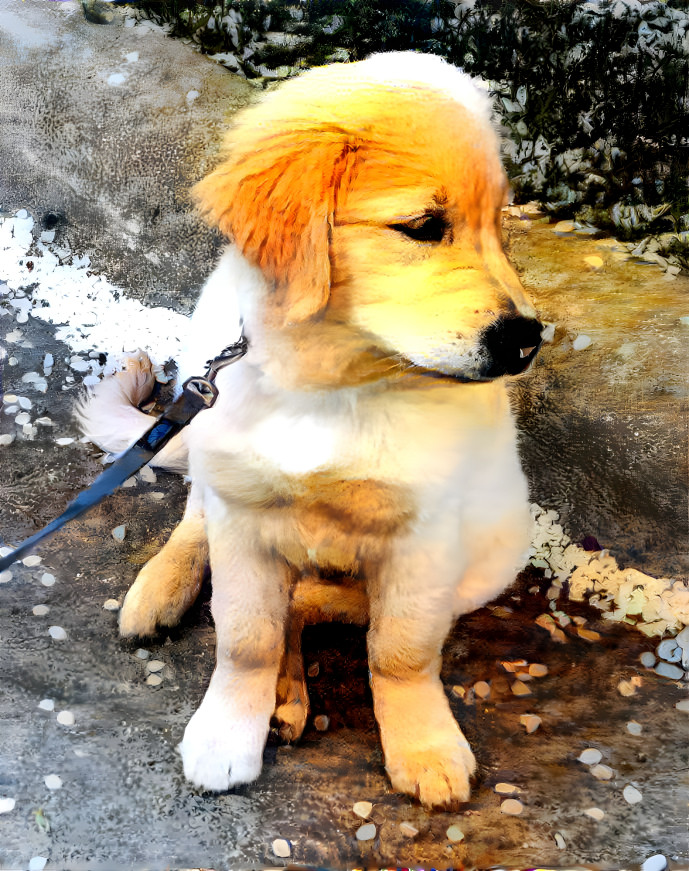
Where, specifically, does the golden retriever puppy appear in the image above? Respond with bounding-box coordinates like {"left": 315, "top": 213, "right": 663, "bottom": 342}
{"left": 80, "top": 51, "right": 543, "bottom": 808}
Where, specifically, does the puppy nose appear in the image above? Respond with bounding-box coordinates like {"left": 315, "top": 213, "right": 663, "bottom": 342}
{"left": 481, "top": 315, "right": 544, "bottom": 377}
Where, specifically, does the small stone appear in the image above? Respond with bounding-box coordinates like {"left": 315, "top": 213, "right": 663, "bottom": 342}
{"left": 578, "top": 748, "right": 602, "bottom": 765}
{"left": 446, "top": 824, "right": 464, "bottom": 842}
{"left": 355, "top": 822, "right": 376, "bottom": 841}
{"left": 55, "top": 437, "right": 75, "bottom": 446}
{"left": 15, "top": 412, "right": 31, "bottom": 425}
{"left": 623, "top": 784, "right": 643, "bottom": 804}
{"left": 500, "top": 798, "right": 524, "bottom": 815}
{"left": 584, "top": 255, "right": 604, "bottom": 270}
{"left": 103, "top": 599, "right": 120, "bottom": 611}
{"left": 675, "top": 699, "right": 689, "bottom": 712}
{"left": 528, "top": 663, "right": 548, "bottom": 677}
{"left": 56, "top": 710, "right": 75, "bottom": 727}
{"left": 554, "top": 831, "right": 566, "bottom": 849}
{"left": 135, "top": 648, "right": 150, "bottom": 660}
{"left": 0, "top": 797, "right": 16, "bottom": 813}
{"left": 655, "top": 662, "right": 684, "bottom": 680}
{"left": 639, "top": 651, "right": 656, "bottom": 668}
{"left": 111, "top": 525, "right": 126, "bottom": 541}
{"left": 139, "top": 465, "right": 157, "bottom": 484}
{"left": 0, "top": 434, "right": 14, "bottom": 446}
{"left": 44, "top": 774, "right": 62, "bottom": 790}
{"left": 149, "top": 491, "right": 165, "bottom": 501}
{"left": 146, "top": 674, "right": 163, "bottom": 687}
{"left": 146, "top": 660, "right": 164, "bottom": 673}
{"left": 352, "top": 801, "right": 372, "bottom": 819}
{"left": 656, "top": 639, "right": 681, "bottom": 663}
{"left": 641, "top": 855, "right": 668, "bottom": 871}
{"left": 399, "top": 821, "right": 419, "bottom": 838}
{"left": 32, "top": 604, "right": 49, "bottom": 616}
{"left": 48, "top": 626, "right": 67, "bottom": 641}
{"left": 519, "top": 714, "right": 542, "bottom": 733}
{"left": 272, "top": 838, "right": 291, "bottom": 858}
{"left": 494, "top": 782, "right": 521, "bottom": 795}
{"left": 28, "top": 858, "right": 48, "bottom": 871}
{"left": 473, "top": 680, "right": 491, "bottom": 699}
{"left": 501, "top": 659, "right": 528, "bottom": 673}
{"left": 0, "top": 570, "right": 12, "bottom": 584}
{"left": 573, "top": 334, "right": 592, "bottom": 351}
{"left": 307, "top": 662, "right": 320, "bottom": 678}
{"left": 626, "top": 720, "right": 643, "bottom": 735}
{"left": 40, "top": 573, "right": 56, "bottom": 587}
{"left": 38, "top": 699, "right": 54, "bottom": 711}
{"left": 577, "top": 626, "right": 601, "bottom": 641}
{"left": 591, "top": 763, "right": 614, "bottom": 780}
{"left": 451, "top": 685, "right": 465, "bottom": 699}
{"left": 314, "top": 714, "right": 330, "bottom": 731}
{"left": 584, "top": 807, "right": 605, "bottom": 820}
{"left": 618, "top": 679, "right": 637, "bottom": 697}
{"left": 22, "top": 555, "right": 42, "bottom": 567}
{"left": 511, "top": 679, "right": 531, "bottom": 696}
{"left": 122, "top": 477, "right": 137, "bottom": 488}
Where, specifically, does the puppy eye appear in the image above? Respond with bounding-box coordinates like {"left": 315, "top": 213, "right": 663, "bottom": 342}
{"left": 390, "top": 214, "right": 447, "bottom": 243}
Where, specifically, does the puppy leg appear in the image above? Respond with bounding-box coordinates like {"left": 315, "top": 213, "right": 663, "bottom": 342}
{"left": 367, "top": 544, "right": 476, "bottom": 808}
{"left": 273, "top": 609, "right": 309, "bottom": 743}
{"left": 119, "top": 486, "right": 207, "bottom": 637}
{"left": 179, "top": 497, "right": 288, "bottom": 791}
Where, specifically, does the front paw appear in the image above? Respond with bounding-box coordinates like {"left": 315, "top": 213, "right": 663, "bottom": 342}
{"left": 385, "top": 738, "right": 476, "bottom": 808}
{"left": 178, "top": 695, "right": 268, "bottom": 792}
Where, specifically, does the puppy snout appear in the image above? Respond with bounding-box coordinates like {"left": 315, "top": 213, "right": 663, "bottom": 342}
{"left": 481, "top": 315, "right": 544, "bottom": 377}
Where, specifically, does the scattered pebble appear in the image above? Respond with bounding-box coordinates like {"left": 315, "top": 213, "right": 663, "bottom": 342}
{"left": 577, "top": 626, "right": 601, "bottom": 641}
{"left": 149, "top": 491, "right": 166, "bottom": 501}
{"left": 307, "top": 662, "right": 320, "bottom": 678}
{"left": 656, "top": 639, "right": 681, "bottom": 663}
{"left": 675, "top": 699, "right": 689, "bottom": 712}
{"left": 135, "top": 648, "right": 150, "bottom": 660}
{"left": 519, "top": 714, "right": 542, "bottom": 733}
{"left": 32, "top": 604, "right": 50, "bottom": 616}
{"left": 591, "top": 763, "right": 614, "bottom": 780}
{"left": 584, "top": 255, "right": 604, "bottom": 271}
{"left": 399, "top": 821, "right": 419, "bottom": 838}
{"left": 146, "top": 660, "right": 165, "bottom": 673}
{"left": 103, "top": 599, "right": 120, "bottom": 611}
{"left": 28, "top": 858, "right": 48, "bottom": 871}
{"left": 355, "top": 822, "right": 376, "bottom": 841}
{"left": 578, "top": 748, "right": 602, "bottom": 765}
{"left": 494, "top": 782, "right": 521, "bottom": 795}
{"left": 623, "top": 784, "right": 643, "bottom": 804}
{"left": 639, "top": 651, "right": 656, "bottom": 668}
{"left": 511, "top": 679, "right": 531, "bottom": 696}
{"left": 553, "top": 831, "right": 567, "bottom": 849}
{"left": 641, "top": 855, "right": 668, "bottom": 871}
{"left": 55, "top": 437, "right": 75, "bottom": 446}
{"left": 584, "top": 807, "right": 605, "bottom": 821}
{"left": 22, "top": 555, "right": 42, "bottom": 567}
{"left": 572, "top": 334, "right": 592, "bottom": 351}
{"left": 35, "top": 417, "right": 53, "bottom": 426}
{"left": 146, "top": 674, "right": 163, "bottom": 687}
{"left": 111, "top": 525, "right": 126, "bottom": 541}
{"left": 40, "top": 573, "right": 56, "bottom": 587}
{"left": 48, "top": 625, "right": 67, "bottom": 641}
{"left": 618, "top": 679, "right": 637, "bottom": 697}
{"left": 38, "top": 699, "right": 54, "bottom": 712}
{"left": 139, "top": 465, "right": 157, "bottom": 484}
{"left": 501, "top": 659, "right": 528, "bottom": 673}
{"left": 552, "top": 219, "right": 575, "bottom": 233}
{"left": 0, "top": 570, "right": 12, "bottom": 584}
{"left": 352, "top": 801, "right": 372, "bottom": 819}
{"left": 271, "top": 838, "right": 291, "bottom": 858}
{"left": 626, "top": 720, "right": 643, "bottom": 735}
{"left": 15, "top": 411, "right": 31, "bottom": 425}
{"left": 500, "top": 798, "right": 524, "bottom": 815}
{"left": 655, "top": 662, "right": 684, "bottom": 681}
{"left": 313, "top": 714, "right": 330, "bottom": 731}
{"left": 446, "top": 824, "right": 464, "bottom": 842}
{"left": 0, "top": 434, "right": 15, "bottom": 446}
{"left": 56, "top": 710, "right": 75, "bottom": 727}
{"left": 528, "top": 663, "right": 548, "bottom": 677}
{"left": 473, "top": 680, "right": 491, "bottom": 699}
{"left": 0, "top": 797, "right": 16, "bottom": 814}
{"left": 44, "top": 774, "right": 62, "bottom": 790}
{"left": 122, "top": 477, "right": 137, "bottom": 488}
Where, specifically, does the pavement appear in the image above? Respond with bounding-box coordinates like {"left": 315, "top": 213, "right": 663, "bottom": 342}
{"left": 0, "top": 2, "right": 688, "bottom": 870}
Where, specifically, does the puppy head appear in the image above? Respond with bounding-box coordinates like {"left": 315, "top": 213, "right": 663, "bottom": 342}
{"left": 195, "top": 53, "right": 541, "bottom": 382}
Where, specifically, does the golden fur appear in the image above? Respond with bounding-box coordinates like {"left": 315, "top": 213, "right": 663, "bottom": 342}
{"left": 80, "top": 52, "right": 542, "bottom": 807}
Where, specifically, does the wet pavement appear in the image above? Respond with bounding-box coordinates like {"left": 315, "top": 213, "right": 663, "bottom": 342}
{"left": 1, "top": 2, "right": 688, "bottom": 870}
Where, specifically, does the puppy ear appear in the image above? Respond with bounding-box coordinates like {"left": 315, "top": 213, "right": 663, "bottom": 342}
{"left": 194, "top": 123, "right": 354, "bottom": 324}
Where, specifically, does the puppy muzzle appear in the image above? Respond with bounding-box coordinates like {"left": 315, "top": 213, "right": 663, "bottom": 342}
{"left": 480, "top": 315, "right": 544, "bottom": 378}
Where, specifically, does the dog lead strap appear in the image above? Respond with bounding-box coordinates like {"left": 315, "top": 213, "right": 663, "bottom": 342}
{"left": 0, "top": 334, "right": 249, "bottom": 572}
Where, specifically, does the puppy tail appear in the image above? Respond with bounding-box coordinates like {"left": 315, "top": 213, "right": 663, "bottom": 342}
{"left": 76, "top": 352, "right": 188, "bottom": 473}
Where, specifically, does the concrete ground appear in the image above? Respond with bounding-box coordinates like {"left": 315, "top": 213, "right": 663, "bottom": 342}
{"left": 1, "top": 2, "right": 688, "bottom": 869}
